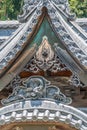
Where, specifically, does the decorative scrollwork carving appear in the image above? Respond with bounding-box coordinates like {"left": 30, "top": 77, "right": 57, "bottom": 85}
{"left": 69, "top": 73, "right": 84, "bottom": 87}
{"left": 35, "top": 36, "right": 54, "bottom": 71}
{"left": 1, "top": 76, "right": 72, "bottom": 105}
{"left": 6, "top": 76, "right": 21, "bottom": 89}
{"left": 52, "top": 0, "right": 76, "bottom": 20}
{"left": 23, "top": 36, "right": 68, "bottom": 73}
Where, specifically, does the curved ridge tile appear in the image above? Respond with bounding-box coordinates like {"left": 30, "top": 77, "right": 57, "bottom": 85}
{"left": 0, "top": 101, "right": 87, "bottom": 130}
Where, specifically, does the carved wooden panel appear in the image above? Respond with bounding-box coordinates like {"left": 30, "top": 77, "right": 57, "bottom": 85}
{"left": 19, "top": 36, "right": 72, "bottom": 78}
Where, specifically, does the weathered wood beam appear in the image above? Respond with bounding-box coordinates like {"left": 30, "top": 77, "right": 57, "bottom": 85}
{"left": 0, "top": 45, "right": 37, "bottom": 91}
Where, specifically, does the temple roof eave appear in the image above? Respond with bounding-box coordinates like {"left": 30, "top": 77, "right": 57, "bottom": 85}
{"left": 0, "top": 20, "right": 20, "bottom": 28}
{"left": 0, "top": 100, "right": 87, "bottom": 130}
{"left": 0, "top": 23, "right": 24, "bottom": 51}
{"left": 76, "top": 18, "right": 87, "bottom": 23}
{"left": 0, "top": 0, "right": 87, "bottom": 87}
{"left": 0, "top": 45, "right": 36, "bottom": 91}
{"left": 0, "top": 3, "right": 87, "bottom": 70}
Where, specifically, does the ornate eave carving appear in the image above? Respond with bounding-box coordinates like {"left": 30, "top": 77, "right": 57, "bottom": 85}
{"left": 1, "top": 76, "right": 72, "bottom": 105}
{"left": 4, "top": 71, "right": 83, "bottom": 105}
{"left": 0, "top": 0, "right": 87, "bottom": 77}
{"left": 23, "top": 36, "right": 69, "bottom": 73}
{"left": 35, "top": 36, "right": 54, "bottom": 71}
{"left": 19, "top": 0, "right": 75, "bottom": 22}
{"left": 0, "top": 100, "right": 87, "bottom": 129}
{"left": 69, "top": 73, "right": 84, "bottom": 87}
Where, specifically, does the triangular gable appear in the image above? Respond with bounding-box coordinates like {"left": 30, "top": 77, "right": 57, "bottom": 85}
{"left": 0, "top": 6, "right": 85, "bottom": 90}
{"left": 0, "top": 1, "right": 87, "bottom": 130}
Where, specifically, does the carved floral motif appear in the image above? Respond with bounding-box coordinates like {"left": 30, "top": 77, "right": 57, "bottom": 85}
{"left": 24, "top": 36, "right": 68, "bottom": 73}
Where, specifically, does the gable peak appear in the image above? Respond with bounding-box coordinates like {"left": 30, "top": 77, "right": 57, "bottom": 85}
{"left": 18, "top": 0, "right": 75, "bottom": 22}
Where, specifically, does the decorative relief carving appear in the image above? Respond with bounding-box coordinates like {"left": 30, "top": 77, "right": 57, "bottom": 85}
{"left": 49, "top": 55, "right": 68, "bottom": 73}
{"left": 0, "top": 0, "right": 86, "bottom": 71}
{"left": 1, "top": 76, "right": 72, "bottom": 105}
{"left": 51, "top": 0, "right": 76, "bottom": 20}
{"left": 36, "top": 36, "right": 54, "bottom": 71}
{"left": 18, "top": 0, "right": 41, "bottom": 22}
{"left": 69, "top": 73, "right": 84, "bottom": 87}
{"left": 23, "top": 36, "right": 68, "bottom": 73}
{"left": 6, "top": 76, "right": 21, "bottom": 89}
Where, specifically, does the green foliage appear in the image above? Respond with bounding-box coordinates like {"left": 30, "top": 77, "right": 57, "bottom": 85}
{"left": 0, "top": 0, "right": 87, "bottom": 20}
{"left": 0, "top": 1, "right": 6, "bottom": 20}
{"left": 6, "top": 0, "right": 24, "bottom": 20}
{"left": 0, "top": 0, "right": 23, "bottom": 20}
{"left": 69, "top": 0, "right": 87, "bottom": 18}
